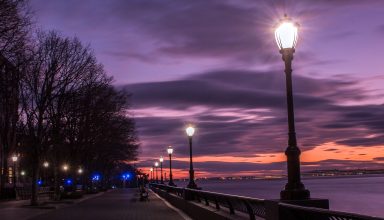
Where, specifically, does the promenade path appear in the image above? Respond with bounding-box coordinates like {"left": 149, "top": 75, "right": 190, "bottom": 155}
{"left": 0, "top": 189, "right": 188, "bottom": 220}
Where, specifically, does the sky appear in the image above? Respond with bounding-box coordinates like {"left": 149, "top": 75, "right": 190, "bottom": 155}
{"left": 30, "top": 0, "right": 384, "bottom": 178}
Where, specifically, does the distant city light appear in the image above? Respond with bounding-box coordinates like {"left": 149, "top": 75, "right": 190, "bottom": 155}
{"left": 37, "top": 180, "right": 43, "bottom": 185}
{"left": 43, "top": 161, "right": 49, "bottom": 168}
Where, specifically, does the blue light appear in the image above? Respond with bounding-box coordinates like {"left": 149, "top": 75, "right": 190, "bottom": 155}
{"left": 37, "top": 180, "right": 43, "bottom": 185}
{"left": 65, "top": 179, "right": 72, "bottom": 185}
{"left": 121, "top": 173, "right": 131, "bottom": 180}
{"left": 92, "top": 174, "right": 100, "bottom": 181}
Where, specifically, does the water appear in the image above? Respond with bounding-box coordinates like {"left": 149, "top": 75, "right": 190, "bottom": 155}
{"left": 174, "top": 175, "right": 384, "bottom": 218}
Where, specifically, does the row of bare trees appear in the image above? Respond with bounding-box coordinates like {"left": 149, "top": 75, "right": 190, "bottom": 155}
{"left": 0, "top": 0, "right": 139, "bottom": 205}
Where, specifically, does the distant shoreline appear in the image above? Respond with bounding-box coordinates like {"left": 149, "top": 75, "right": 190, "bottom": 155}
{"left": 174, "top": 173, "right": 384, "bottom": 182}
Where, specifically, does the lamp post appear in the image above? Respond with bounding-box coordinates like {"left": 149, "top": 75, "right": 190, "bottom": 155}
{"left": 186, "top": 126, "right": 198, "bottom": 189}
{"left": 150, "top": 168, "right": 153, "bottom": 182}
{"left": 275, "top": 15, "right": 310, "bottom": 200}
{"left": 159, "top": 156, "right": 164, "bottom": 184}
{"left": 43, "top": 161, "right": 49, "bottom": 185}
{"left": 20, "top": 170, "right": 25, "bottom": 184}
{"left": 167, "top": 146, "right": 176, "bottom": 186}
{"left": 154, "top": 162, "right": 159, "bottom": 183}
{"left": 11, "top": 155, "right": 18, "bottom": 191}
{"left": 77, "top": 168, "right": 83, "bottom": 187}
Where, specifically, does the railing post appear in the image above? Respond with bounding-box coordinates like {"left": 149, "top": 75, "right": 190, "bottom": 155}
{"left": 227, "top": 200, "right": 235, "bottom": 215}
{"left": 183, "top": 188, "right": 194, "bottom": 200}
{"left": 204, "top": 197, "right": 209, "bottom": 206}
{"left": 215, "top": 198, "right": 220, "bottom": 210}
{"left": 243, "top": 200, "right": 256, "bottom": 220}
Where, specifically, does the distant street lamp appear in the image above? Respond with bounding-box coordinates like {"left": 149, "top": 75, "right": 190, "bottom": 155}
{"left": 78, "top": 168, "right": 83, "bottom": 174}
{"left": 43, "top": 161, "right": 49, "bottom": 186}
{"left": 275, "top": 15, "right": 310, "bottom": 200}
{"left": 167, "top": 146, "right": 176, "bottom": 186}
{"left": 11, "top": 155, "right": 18, "bottom": 191}
{"left": 20, "top": 170, "right": 25, "bottom": 183}
{"left": 186, "top": 126, "right": 198, "bottom": 189}
{"left": 63, "top": 164, "right": 69, "bottom": 171}
{"left": 150, "top": 167, "right": 153, "bottom": 182}
{"left": 159, "top": 156, "right": 164, "bottom": 184}
{"left": 154, "top": 162, "right": 159, "bottom": 183}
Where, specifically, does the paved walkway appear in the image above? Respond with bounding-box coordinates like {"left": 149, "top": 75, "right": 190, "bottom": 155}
{"left": 25, "top": 189, "right": 185, "bottom": 220}
{"left": 0, "top": 189, "right": 186, "bottom": 220}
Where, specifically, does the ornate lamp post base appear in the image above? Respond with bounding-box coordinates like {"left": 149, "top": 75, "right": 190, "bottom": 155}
{"left": 281, "top": 188, "right": 310, "bottom": 200}
{"left": 187, "top": 182, "right": 198, "bottom": 189}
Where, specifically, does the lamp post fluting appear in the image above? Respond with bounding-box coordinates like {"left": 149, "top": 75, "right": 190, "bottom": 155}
{"left": 275, "top": 16, "right": 310, "bottom": 200}
{"left": 186, "top": 126, "right": 198, "bottom": 189}
{"left": 159, "top": 156, "right": 164, "bottom": 184}
{"left": 167, "top": 146, "right": 176, "bottom": 186}
{"left": 154, "top": 162, "right": 159, "bottom": 183}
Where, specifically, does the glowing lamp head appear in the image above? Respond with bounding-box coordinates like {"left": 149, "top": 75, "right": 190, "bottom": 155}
{"left": 155, "top": 162, "right": 159, "bottom": 167}
{"left": 186, "top": 126, "right": 195, "bottom": 137}
{"left": 63, "top": 164, "right": 69, "bottom": 171}
{"left": 150, "top": 168, "right": 153, "bottom": 172}
{"left": 78, "top": 168, "right": 83, "bottom": 174}
{"left": 12, "top": 155, "right": 18, "bottom": 162}
{"left": 167, "top": 146, "right": 173, "bottom": 155}
{"left": 43, "top": 161, "right": 49, "bottom": 168}
{"left": 275, "top": 16, "right": 299, "bottom": 50}
{"left": 21, "top": 171, "right": 25, "bottom": 176}
{"left": 159, "top": 156, "right": 164, "bottom": 163}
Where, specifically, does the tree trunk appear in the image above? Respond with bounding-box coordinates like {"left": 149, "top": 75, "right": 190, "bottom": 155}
{"left": 30, "top": 159, "right": 39, "bottom": 206}
{"left": 53, "top": 165, "right": 60, "bottom": 200}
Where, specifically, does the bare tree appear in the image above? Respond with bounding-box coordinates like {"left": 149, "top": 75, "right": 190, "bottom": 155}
{"left": 20, "top": 31, "right": 103, "bottom": 205}
{"left": 0, "top": 0, "right": 30, "bottom": 61}
{"left": 0, "top": 0, "right": 30, "bottom": 196}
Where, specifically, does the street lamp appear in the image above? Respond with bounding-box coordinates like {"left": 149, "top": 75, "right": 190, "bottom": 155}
{"left": 167, "top": 146, "right": 176, "bottom": 186}
{"left": 159, "top": 156, "right": 164, "bottom": 184}
{"left": 43, "top": 161, "right": 49, "bottom": 186}
{"left": 185, "top": 125, "right": 198, "bottom": 189}
{"left": 150, "top": 168, "right": 153, "bottom": 182}
{"left": 11, "top": 155, "right": 18, "bottom": 191}
{"left": 78, "top": 168, "right": 83, "bottom": 174}
{"left": 63, "top": 164, "right": 69, "bottom": 171}
{"left": 275, "top": 15, "right": 310, "bottom": 200}
{"left": 154, "top": 162, "right": 159, "bottom": 183}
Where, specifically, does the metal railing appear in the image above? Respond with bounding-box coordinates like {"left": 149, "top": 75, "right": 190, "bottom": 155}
{"left": 150, "top": 183, "right": 266, "bottom": 220}
{"left": 279, "top": 203, "right": 384, "bottom": 220}
{"left": 150, "top": 183, "right": 384, "bottom": 220}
